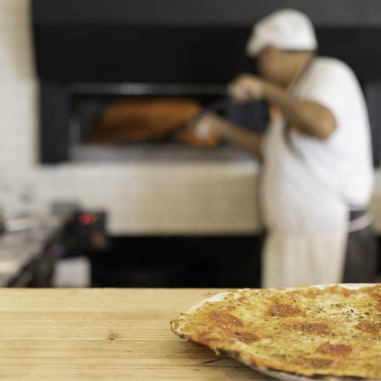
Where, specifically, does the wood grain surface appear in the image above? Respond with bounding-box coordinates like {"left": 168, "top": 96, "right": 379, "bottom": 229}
{"left": 0, "top": 288, "right": 271, "bottom": 381}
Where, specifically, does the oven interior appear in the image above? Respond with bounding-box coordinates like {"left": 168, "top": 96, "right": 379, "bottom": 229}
{"left": 67, "top": 83, "right": 269, "bottom": 162}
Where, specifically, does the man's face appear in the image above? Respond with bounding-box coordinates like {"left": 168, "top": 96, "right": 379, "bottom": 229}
{"left": 255, "top": 45, "right": 284, "bottom": 84}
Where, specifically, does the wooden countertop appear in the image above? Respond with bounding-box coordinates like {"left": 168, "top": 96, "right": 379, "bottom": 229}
{"left": 0, "top": 288, "right": 271, "bottom": 381}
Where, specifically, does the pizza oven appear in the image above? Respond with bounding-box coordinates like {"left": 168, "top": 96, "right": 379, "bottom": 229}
{"left": 32, "top": 0, "right": 268, "bottom": 163}
{"left": 32, "top": 0, "right": 381, "bottom": 165}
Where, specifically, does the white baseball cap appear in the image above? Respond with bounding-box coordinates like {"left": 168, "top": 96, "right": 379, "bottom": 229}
{"left": 246, "top": 9, "right": 318, "bottom": 57}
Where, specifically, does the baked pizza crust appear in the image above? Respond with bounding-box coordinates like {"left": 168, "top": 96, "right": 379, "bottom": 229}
{"left": 170, "top": 284, "right": 381, "bottom": 380}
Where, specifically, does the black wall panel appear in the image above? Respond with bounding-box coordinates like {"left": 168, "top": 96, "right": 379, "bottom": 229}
{"left": 33, "top": 26, "right": 381, "bottom": 83}
{"left": 31, "top": 0, "right": 381, "bottom": 27}
{"left": 39, "top": 82, "right": 70, "bottom": 163}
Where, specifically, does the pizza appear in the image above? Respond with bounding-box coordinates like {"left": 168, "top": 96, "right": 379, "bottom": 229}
{"left": 170, "top": 284, "right": 381, "bottom": 380}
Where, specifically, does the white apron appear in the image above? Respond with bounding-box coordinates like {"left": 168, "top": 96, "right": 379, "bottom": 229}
{"left": 260, "top": 117, "right": 348, "bottom": 288}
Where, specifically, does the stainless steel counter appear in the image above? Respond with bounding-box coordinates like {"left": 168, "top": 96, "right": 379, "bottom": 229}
{"left": 0, "top": 215, "right": 68, "bottom": 287}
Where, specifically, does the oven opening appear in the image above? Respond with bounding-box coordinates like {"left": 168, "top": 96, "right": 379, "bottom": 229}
{"left": 67, "top": 83, "right": 269, "bottom": 162}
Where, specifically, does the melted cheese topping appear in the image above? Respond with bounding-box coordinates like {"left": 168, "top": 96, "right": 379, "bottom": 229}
{"left": 171, "top": 285, "right": 381, "bottom": 379}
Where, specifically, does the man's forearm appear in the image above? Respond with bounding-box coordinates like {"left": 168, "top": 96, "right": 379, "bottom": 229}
{"left": 263, "top": 82, "right": 336, "bottom": 140}
{"left": 213, "top": 116, "right": 264, "bottom": 159}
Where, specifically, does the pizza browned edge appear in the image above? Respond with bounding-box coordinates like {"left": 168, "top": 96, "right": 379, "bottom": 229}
{"left": 170, "top": 284, "right": 381, "bottom": 381}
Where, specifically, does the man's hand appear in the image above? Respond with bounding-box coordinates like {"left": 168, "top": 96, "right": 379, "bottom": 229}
{"left": 228, "top": 74, "right": 266, "bottom": 103}
{"left": 192, "top": 111, "right": 264, "bottom": 159}
{"left": 190, "top": 112, "right": 221, "bottom": 138}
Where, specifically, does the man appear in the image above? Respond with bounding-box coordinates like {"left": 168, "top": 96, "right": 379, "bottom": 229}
{"left": 196, "top": 9, "right": 377, "bottom": 288}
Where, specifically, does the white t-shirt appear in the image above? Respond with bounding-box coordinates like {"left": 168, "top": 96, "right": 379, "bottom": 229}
{"left": 287, "top": 57, "right": 374, "bottom": 208}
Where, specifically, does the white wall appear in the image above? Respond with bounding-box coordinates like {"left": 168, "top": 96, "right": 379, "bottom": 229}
{"left": 0, "top": 0, "right": 262, "bottom": 235}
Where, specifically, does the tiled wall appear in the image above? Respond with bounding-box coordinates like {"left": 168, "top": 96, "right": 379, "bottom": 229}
{"left": 0, "top": 0, "right": 261, "bottom": 234}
